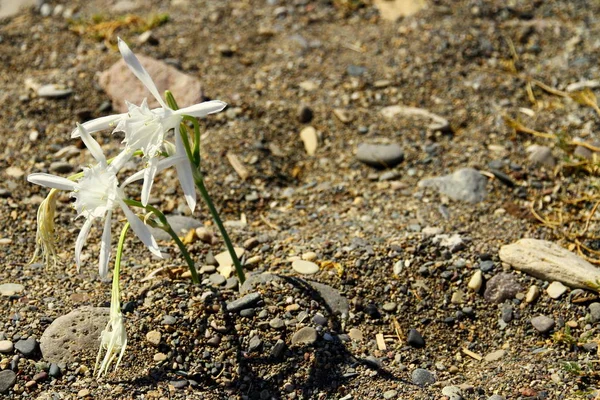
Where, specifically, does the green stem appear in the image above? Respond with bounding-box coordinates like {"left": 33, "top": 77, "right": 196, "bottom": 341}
{"left": 183, "top": 115, "right": 202, "bottom": 165}
{"left": 193, "top": 171, "right": 246, "bottom": 284}
{"left": 123, "top": 200, "right": 200, "bottom": 284}
{"left": 112, "top": 222, "right": 130, "bottom": 313}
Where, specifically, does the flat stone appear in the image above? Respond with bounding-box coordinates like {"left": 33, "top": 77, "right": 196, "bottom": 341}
{"left": 209, "top": 273, "right": 226, "bottom": 286}
{"left": 14, "top": 338, "right": 37, "bottom": 356}
{"left": 40, "top": 307, "right": 109, "bottom": 364}
{"left": 418, "top": 168, "right": 487, "bottom": 204}
{"left": 348, "top": 328, "right": 363, "bottom": 341}
{"left": 382, "top": 302, "right": 397, "bottom": 312}
{"left": 99, "top": 53, "right": 203, "bottom": 113}
{"left": 484, "top": 273, "right": 522, "bottom": 304}
{"left": 270, "top": 339, "right": 286, "bottom": 358}
{"left": 247, "top": 335, "right": 262, "bottom": 353}
{"left": 525, "top": 285, "right": 541, "bottom": 303}
{"left": 291, "top": 259, "right": 320, "bottom": 275}
{"left": 214, "top": 248, "right": 245, "bottom": 267}
{"left": 162, "top": 315, "right": 176, "bottom": 325}
{"left": 451, "top": 290, "right": 465, "bottom": 304}
{"left": 154, "top": 352, "right": 167, "bottom": 362}
{"left": 373, "top": 0, "right": 427, "bottom": 21}
{"left": 146, "top": 330, "right": 161, "bottom": 347}
{"left": 0, "top": 340, "right": 13, "bottom": 354}
{"left": 411, "top": 368, "right": 435, "bottom": 386}
{"left": 37, "top": 84, "right": 72, "bottom": 98}
{"left": 148, "top": 215, "right": 203, "bottom": 241}
{"left": 0, "top": 283, "right": 24, "bottom": 296}
{"left": 442, "top": 386, "right": 463, "bottom": 400}
{"left": 527, "top": 145, "right": 556, "bottom": 168}
{"left": 383, "top": 389, "right": 398, "bottom": 399}
{"left": 300, "top": 126, "right": 318, "bottom": 156}
{"left": 227, "top": 292, "right": 261, "bottom": 312}
{"left": 499, "top": 238, "right": 600, "bottom": 290}
{"left": 356, "top": 143, "right": 404, "bottom": 169}
{"left": 484, "top": 349, "right": 506, "bottom": 362}
{"left": 531, "top": 315, "right": 555, "bottom": 334}
{"left": 291, "top": 326, "right": 318, "bottom": 346}
{"left": 0, "top": 370, "right": 16, "bottom": 393}
{"left": 590, "top": 303, "right": 600, "bottom": 323}
{"left": 546, "top": 281, "right": 568, "bottom": 299}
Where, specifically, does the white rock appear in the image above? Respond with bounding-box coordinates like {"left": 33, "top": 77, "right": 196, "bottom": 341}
{"left": 0, "top": 340, "right": 13, "bottom": 354}
{"left": 484, "top": 349, "right": 506, "bottom": 362}
{"left": 214, "top": 248, "right": 245, "bottom": 267}
{"left": 300, "top": 126, "right": 318, "bottom": 156}
{"left": 525, "top": 285, "right": 541, "bottom": 303}
{"left": 468, "top": 270, "right": 483, "bottom": 292}
{"left": 546, "top": 281, "right": 568, "bottom": 299}
{"left": 499, "top": 239, "right": 600, "bottom": 290}
{"left": 0, "top": 283, "right": 24, "bottom": 296}
{"left": 292, "top": 260, "right": 319, "bottom": 275}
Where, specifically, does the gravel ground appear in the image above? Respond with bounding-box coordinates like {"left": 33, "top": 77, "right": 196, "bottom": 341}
{"left": 1, "top": 0, "right": 600, "bottom": 399}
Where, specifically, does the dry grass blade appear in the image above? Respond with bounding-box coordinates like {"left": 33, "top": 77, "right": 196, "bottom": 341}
{"left": 226, "top": 152, "right": 250, "bottom": 181}
{"left": 570, "top": 89, "right": 600, "bottom": 117}
{"left": 504, "top": 116, "right": 555, "bottom": 139}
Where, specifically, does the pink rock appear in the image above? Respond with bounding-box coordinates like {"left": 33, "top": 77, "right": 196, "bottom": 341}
{"left": 99, "top": 54, "right": 202, "bottom": 113}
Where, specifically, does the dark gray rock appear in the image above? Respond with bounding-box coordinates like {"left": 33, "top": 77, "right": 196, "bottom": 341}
{"left": 0, "top": 370, "right": 15, "bottom": 393}
{"left": 484, "top": 273, "right": 522, "bottom": 304}
{"left": 356, "top": 143, "right": 404, "bottom": 169}
{"left": 418, "top": 168, "right": 487, "bottom": 204}
{"left": 407, "top": 329, "right": 425, "bottom": 348}
{"left": 48, "top": 363, "right": 61, "bottom": 378}
{"left": 14, "top": 338, "right": 37, "bottom": 357}
{"left": 247, "top": 335, "right": 262, "bottom": 353}
{"left": 291, "top": 327, "right": 318, "bottom": 346}
{"left": 227, "top": 292, "right": 261, "bottom": 312}
{"left": 531, "top": 315, "right": 555, "bottom": 334}
{"left": 411, "top": 368, "right": 435, "bottom": 386}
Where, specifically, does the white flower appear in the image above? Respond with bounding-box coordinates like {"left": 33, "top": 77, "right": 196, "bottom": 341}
{"left": 27, "top": 124, "right": 162, "bottom": 277}
{"left": 71, "top": 37, "right": 226, "bottom": 211}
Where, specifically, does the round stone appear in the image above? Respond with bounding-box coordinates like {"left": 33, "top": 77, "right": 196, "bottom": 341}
{"left": 291, "top": 327, "right": 318, "bottom": 346}
{"left": 0, "top": 340, "right": 13, "bottom": 354}
{"left": 411, "top": 368, "right": 435, "bottom": 386}
{"left": 0, "top": 370, "right": 16, "bottom": 393}
{"left": 14, "top": 338, "right": 38, "bottom": 357}
{"left": 348, "top": 328, "right": 363, "bottom": 341}
{"left": 292, "top": 260, "right": 319, "bottom": 275}
{"left": 531, "top": 315, "right": 555, "bottom": 334}
{"left": 146, "top": 330, "right": 161, "bottom": 347}
{"left": 382, "top": 302, "right": 397, "bottom": 312}
{"left": 383, "top": 389, "right": 398, "bottom": 399}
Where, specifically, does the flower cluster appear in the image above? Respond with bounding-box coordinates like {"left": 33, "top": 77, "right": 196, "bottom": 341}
{"left": 28, "top": 38, "right": 227, "bottom": 377}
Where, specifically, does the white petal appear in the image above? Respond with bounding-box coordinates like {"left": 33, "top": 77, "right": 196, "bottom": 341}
{"left": 28, "top": 173, "right": 76, "bottom": 191}
{"left": 121, "top": 155, "right": 184, "bottom": 187}
{"left": 118, "top": 200, "right": 162, "bottom": 258}
{"left": 108, "top": 148, "right": 133, "bottom": 174}
{"left": 117, "top": 37, "right": 168, "bottom": 110}
{"left": 174, "top": 126, "right": 196, "bottom": 212}
{"left": 175, "top": 100, "right": 227, "bottom": 118}
{"left": 98, "top": 210, "right": 112, "bottom": 278}
{"left": 77, "top": 123, "right": 106, "bottom": 166}
{"left": 71, "top": 114, "right": 125, "bottom": 138}
{"left": 75, "top": 217, "right": 94, "bottom": 271}
{"left": 140, "top": 158, "right": 159, "bottom": 207}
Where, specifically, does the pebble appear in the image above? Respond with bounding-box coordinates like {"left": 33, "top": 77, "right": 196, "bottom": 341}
{"left": 48, "top": 363, "right": 61, "bottom": 378}
{"left": 501, "top": 305, "right": 513, "bottom": 323}
{"left": 418, "top": 168, "right": 487, "bottom": 203}
{"left": 383, "top": 389, "right": 398, "bottom": 399}
{"left": 49, "top": 161, "right": 73, "bottom": 174}
{"left": 333, "top": 108, "right": 353, "bottom": 123}
{"left": 393, "top": 260, "right": 403, "bottom": 275}
{"left": 291, "top": 259, "right": 320, "bottom": 275}
{"left": 312, "top": 313, "right": 328, "bottom": 326}
{"left": 146, "top": 331, "right": 161, "bottom": 347}
{"left": 451, "top": 290, "right": 465, "bottom": 304}
{"left": 227, "top": 292, "right": 261, "bottom": 312}
{"left": 487, "top": 396, "right": 506, "bottom": 400}
{"left": 546, "top": 281, "right": 568, "bottom": 299}
{"left": 411, "top": 368, "right": 435, "bottom": 386}
{"left": 302, "top": 251, "right": 318, "bottom": 261}
{"left": 14, "top": 338, "right": 37, "bottom": 356}
{"left": 363, "top": 356, "right": 382, "bottom": 369}
{"left": 215, "top": 248, "right": 245, "bottom": 266}
{"left": 484, "top": 349, "right": 506, "bottom": 362}
{"left": 270, "top": 339, "right": 286, "bottom": 358}
{"left": 531, "top": 315, "right": 555, "bottom": 334}
{"left": 0, "top": 370, "right": 15, "bottom": 393}
{"left": 479, "top": 260, "right": 495, "bottom": 272}
{"left": 589, "top": 303, "right": 600, "bottom": 323}
{"left": 269, "top": 318, "right": 285, "bottom": 329}
{"left": 356, "top": 143, "right": 404, "bottom": 169}
{"left": 348, "top": 328, "right": 363, "bottom": 341}
{"left": 209, "top": 273, "right": 226, "bottom": 286}
{"left": 37, "top": 84, "right": 72, "bottom": 98}
{"left": 484, "top": 273, "right": 522, "bottom": 304}
{"left": 525, "top": 285, "right": 541, "bottom": 303}
{"left": 291, "top": 327, "right": 318, "bottom": 346}
{"left": 33, "top": 371, "right": 47, "bottom": 382}
{"left": 77, "top": 388, "right": 90, "bottom": 398}
{"left": 527, "top": 145, "right": 556, "bottom": 168}
{"left": 468, "top": 270, "right": 483, "bottom": 292}
{"left": 442, "top": 385, "right": 463, "bottom": 400}
{"left": 225, "top": 277, "right": 239, "bottom": 290}
{"left": 207, "top": 336, "right": 221, "bottom": 347}
{"left": 4, "top": 167, "right": 24, "bottom": 178}
{"left": 297, "top": 104, "right": 314, "bottom": 123}
{"left": 162, "top": 315, "right": 176, "bottom": 325}
{"left": 0, "top": 340, "right": 13, "bottom": 354}
{"left": 0, "top": 283, "right": 24, "bottom": 297}
{"left": 247, "top": 335, "right": 262, "bottom": 353}
{"left": 154, "top": 352, "right": 167, "bottom": 362}
{"left": 382, "top": 302, "right": 397, "bottom": 312}
{"left": 407, "top": 329, "right": 425, "bottom": 348}
{"left": 300, "top": 126, "right": 319, "bottom": 156}
{"left": 40, "top": 3, "right": 52, "bottom": 17}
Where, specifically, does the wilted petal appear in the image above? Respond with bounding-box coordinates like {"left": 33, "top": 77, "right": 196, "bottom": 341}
{"left": 174, "top": 125, "right": 196, "bottom": 212}
{"left": 118, "top": 200, "right": 161, "bottom": 258}
{"left": 71, "top": 114, "right": 125, "bottom": 138}
{"left": 77, "top": 123, "right": 106, "bottom": 166}
{"left": 117, "top": 37, "right": 168, "bottom": 110}
{"left": 75, "top": 217, "right": 94, "bottom": 271}
{"left": 175, "top": 100, "right": 227, "bottom": 118}
{"left": 98, "top": 210, "right": 112, "bottom": 278}
{"left": 28, "top": 173, "right": 76, "bottom": 191}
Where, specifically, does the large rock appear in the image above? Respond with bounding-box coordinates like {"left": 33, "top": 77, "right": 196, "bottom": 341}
{"left": 99, "top": 54, "right": 203, "bottom": 113}
{"left": 40, "top": 307, "right": 109, "bottom": 364}
{"left": 418, "top": 168, "right": 487, "bottom": 204}
{"left": 499, "top": 239, "right": 600, "bottom": 290}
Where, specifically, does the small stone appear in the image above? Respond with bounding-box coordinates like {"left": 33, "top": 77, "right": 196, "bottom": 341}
{"left": 418, "top": 168, "right": 487, "bottom": 204}
{"left": 49, "top": 161, "right": 73, "bottom": 174}
{"left": 170, "top": 379, "right": 188, "bottom": 389}
{"left": 484, "top": 349, "right": 506, "bottom": 362}
{"left": 451, "top": 290, "right": 465, "bottom": 304}
{"left": 14, "top": 338, "right": 37, "bottom": 357}
{"left": 207, "top": 336, "right": 221, "bottom": 347}
{"left": 546, "top": 281, "right": 568, "bottom": 299}
{"left": 442, "top": 386, "right": 463, "bottom": 400}
{"left": 531, "top": 315, "right": 555, "bottom": 334}
{"left": 302, "top": 251, "right": 318, "bottom": 261}
{"left": 269, "top": 318, "right": 285, "bottom": 330}
{"left": 487, "top": 396, "right": 506, "bottom": 400}
{"left": 0, "top": 370, "right": 16, "bottom": 393}
{"left": 312, "top": 313, "right": 328, "bottom": 326}
{"left": 247, "top": 335, "right": 262, "bottom": 353}
{"left": 348, "top": 328, "right": 363, "bottom": 341}
{"left": 0, "top": 340, "right": 13, "bottom": 354}
{"left": 527, "top": 145, "right": 556, "bottom": 168}
{"left": 300, "top": 126, "right": 319, "bottom": 156}
{"left": 479, "top": 260, "right": 495, "bottom": 272}
{"left": 33, "top": 371, "right": 48, "bottom": 382}
{"left": 48, "top": 363, "right": 61, "bottom": 378}
{"left": 411, "top": 368, "right": 435, "bottom": 386}
{"left": 363, "top": 356, "right": 382, "bottom": 369}
{"left": 227, "top": 292, "right": 261, "bottom": 312}
{"left": 37, "top": 84, "right": 72, "bottom": 98}
{"left": 154, "top": 352, "right": 167, "bottom": 362}
{"left": 243, "top": 237, "right": 260, "bottom": 250}
{"left": 525, "top": 285, "right": 541, "bottom": 303}
{"left": 468, "top": 270, "right": 483, "bottom": 292}
{"left": 393, "top": 260, "right": 403, "bottom": 275}
{"left": 383, "top": 389, "right": 398, "bottom": 399}
{"left": 209, "top": 273, "right": 226, "bottom": 286}
{"left": 225, "top": 277, "right": 239, "bottom": 290}
{"left": 292, "top": 259, "right": 319, "bottom": 275}
{"left": 40, "top": 3, "right": 52, "bottom": 17}
{"left": 382, "top": 302, "right": 397, "bottom": 312}
{"left": 291, "top": 327, "right": 318, "bottom": 346}
{"left": 77, "top": 388, "right": 90, "bottom": 397}
{"left": 484, "top": 273, "right": 522, "bottom": 304}
{"left": 333, "top": 108, "right": 352, "bottom": 123}
{"left": 4, "top": 167, "right": 24, "bottom": 178}
{"left": 407, "top": 329, "right": 425, "bottom": 348}
{"left": 162, "top": 315, "right": 176, "bottom": 325}
{"left": 297, "top": 104, "right": 314, "bottom": 123}
{"left": 146, "top": 331, "right": 161, "bottom": 347}
{"left": 270, "top": 339, "right": 286, "bottom": 358}
{"left": 214, "top": 248, "right": 245, "bottom": 266}
{"left": 356, "top": 143, "right": 404, "bottom": 169}
{"left": 589, "top": 303, "right": 600, "bottom": 323}
{"left": 0, "top": 283, "right": 24, "bottom": 297}
{"left": 501, "top": 305, "right": 513, "bottom": 323}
